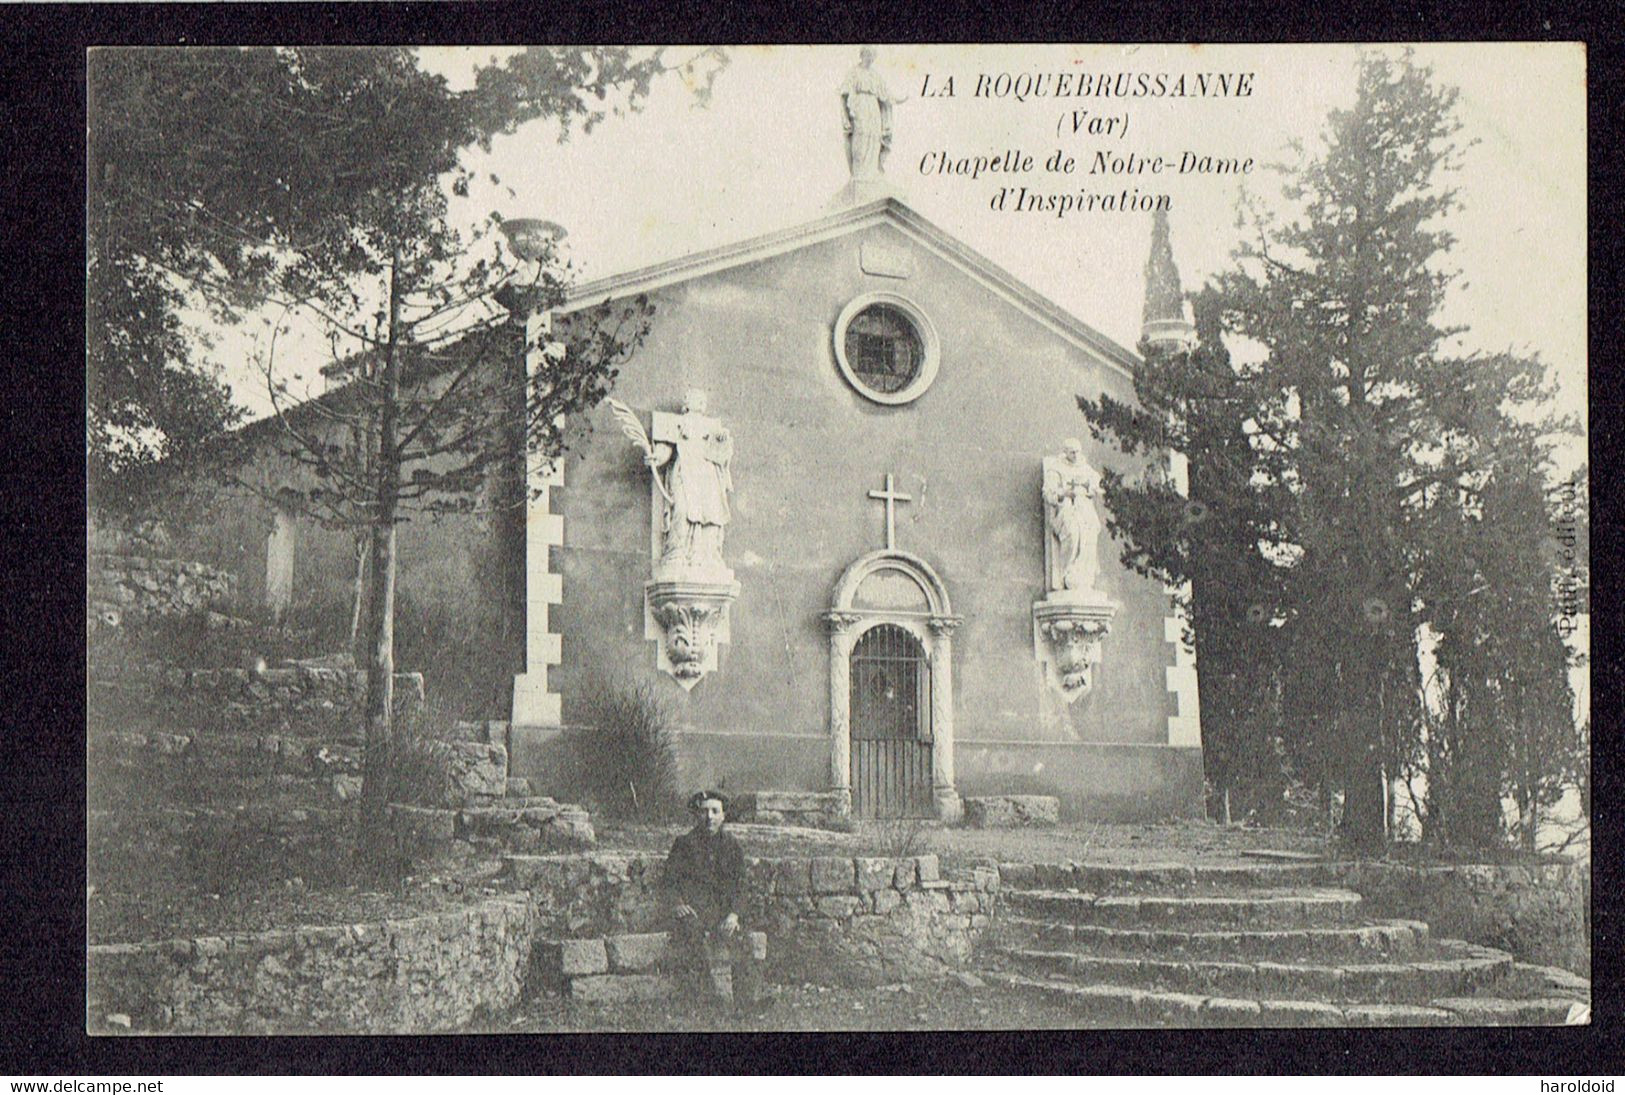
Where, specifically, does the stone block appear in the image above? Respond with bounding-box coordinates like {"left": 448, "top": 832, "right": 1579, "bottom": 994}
{"left": 814, "top": 895, "right": 865, "bottom": 919}
{"left": 545, "top": 938, "right": 609, "bottom": 977}
{"left": 872, "top": 889, "right": 902, "bottom": 915}
{"left": 811, "top": 857, "right": 856, "bottom": 893}
{"left": 505, "top": 777, "right": 533, "bottom": 798}
{"left": 915, "top": 855, "right": 940, "bottom": 883}
{"left": 748, "top": 931, "right": 768, "bottom": 961}
{"left": 387, "top": 805, "right": 456, "bottom": 843}
{"left": 605, "top": 932, "right": 669, "bottom": 973}
{"left": 962, "top": 795, "right": 1060, "bottom": 829}
{"left": 420, "top": 740, "right": 509, "bottom": 805}
{"left": 458, "top": 808, "right": 521, "bottom": 838}
{"left": 541, "top": 817, "right": 596, "bottom": 849}
{"left": 999, "top": 862, "right": 1038, "bottom": 889}
{"left": 855, "top": 857, "right": 894, "bottom": 892}
{"left": 569, "top": 974, "right": 673, "bottom": 1003}
{"left": 892, "top": 859, "right": 919, "bottom": 890}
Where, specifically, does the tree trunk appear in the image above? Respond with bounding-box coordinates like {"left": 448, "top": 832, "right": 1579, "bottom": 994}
{"left": 348, "top": 534, "right": 366, "bottom": 651}
{"left": 357, "top": 257, "right": 404, "bottom": 859}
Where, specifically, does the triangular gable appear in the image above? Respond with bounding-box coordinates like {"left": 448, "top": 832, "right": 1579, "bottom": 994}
{"left": 552, "top": 198, "right": 1141, "bottom": 383}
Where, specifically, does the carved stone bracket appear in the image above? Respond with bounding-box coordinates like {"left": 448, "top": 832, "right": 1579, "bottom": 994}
{"left": 645, "top": 577, "right": 741, "bottom": 690}
{"left": 1033, "top": 595, "right": 1118, "bottom": 703}
{"left": 927, "top": 614, "right": 963, "bottom": 636}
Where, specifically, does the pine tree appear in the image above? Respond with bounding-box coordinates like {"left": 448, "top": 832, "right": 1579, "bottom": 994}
{"left": 1085, "top": 52, "right": 1579, "bottom": 851}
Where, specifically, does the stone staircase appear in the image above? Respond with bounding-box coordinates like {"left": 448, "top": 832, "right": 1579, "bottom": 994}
{"left": 988, "top": 862, "right": 1590, "bottom": 1027}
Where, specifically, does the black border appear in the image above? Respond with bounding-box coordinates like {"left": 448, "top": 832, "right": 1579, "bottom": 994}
{"left": 8, "top": 0, "right": 1619, "bottom": 1076}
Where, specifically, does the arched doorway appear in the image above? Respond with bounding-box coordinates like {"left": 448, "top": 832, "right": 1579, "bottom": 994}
{"left": 850, "top": 623, "right": 933, "bottom": 818}
{"left": 824, "top": 550, "right": 963, "bottom": 822}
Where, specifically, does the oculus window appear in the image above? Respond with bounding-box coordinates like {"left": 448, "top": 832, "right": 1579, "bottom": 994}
{"left": 833, "top": 293, "right": 941, "bottom": 405}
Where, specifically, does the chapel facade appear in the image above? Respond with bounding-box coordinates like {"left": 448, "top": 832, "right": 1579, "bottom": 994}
{"left": 504, "top": 64, "right": 1204, "bottom": 820}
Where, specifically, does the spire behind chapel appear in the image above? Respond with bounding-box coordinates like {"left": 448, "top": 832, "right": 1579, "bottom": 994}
{"left": 1140, "top": 208, "right": 1195, "bottom": 353}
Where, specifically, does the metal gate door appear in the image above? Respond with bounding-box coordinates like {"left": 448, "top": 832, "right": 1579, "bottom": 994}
{"left": 850, "top": 623, "right": 933, "bottom": 818}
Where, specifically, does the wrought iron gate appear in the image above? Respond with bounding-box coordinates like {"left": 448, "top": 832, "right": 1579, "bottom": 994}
{"left": 849, "top": 623, "right": 934, "bottom": 818}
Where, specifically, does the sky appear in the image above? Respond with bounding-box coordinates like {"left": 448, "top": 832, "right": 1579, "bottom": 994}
{"left": 226, "top": 43, "right": 1587, "bottom": 464}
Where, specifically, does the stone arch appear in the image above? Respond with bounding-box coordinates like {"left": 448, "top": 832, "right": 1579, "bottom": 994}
{"left": 824, "top": 550, "right": 962, "bottom": 822}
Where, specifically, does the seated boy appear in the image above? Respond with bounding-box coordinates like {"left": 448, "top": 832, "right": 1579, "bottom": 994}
{"left": 661, "top": 790, "right": 766, "bottom": 1014}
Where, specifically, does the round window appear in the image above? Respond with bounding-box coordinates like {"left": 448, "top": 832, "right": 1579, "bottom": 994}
{"left": 833, "top": 293, "right": 940, "bottom": 405}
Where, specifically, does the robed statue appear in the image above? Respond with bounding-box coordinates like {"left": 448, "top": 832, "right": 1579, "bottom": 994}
{"left": 1043, "top": 438, "right": 1103, "bottom": 595}
{"left": 840, "top": 47, "right": 900, "bottom": 181}
{"left": 609, "top": 390, "right": 734, "bottom": 574}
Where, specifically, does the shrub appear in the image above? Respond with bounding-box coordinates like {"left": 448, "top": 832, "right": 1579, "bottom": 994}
{"left": 868, "top": 815, "right": 930, "bottom": 859}
{"left": 568, "top": 675, "right": 682, "bottom": 822}
{"left": 378, "top": 693, "right": 482, "bottom": 809}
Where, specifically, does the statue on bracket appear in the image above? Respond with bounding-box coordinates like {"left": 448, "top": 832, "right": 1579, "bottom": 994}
{"left": 1043, "top": 437, "right": 1103, "bottom": 597}
{"left": 1033, "top": 438, "right": 1118, "bottom": 703}
{"left": 607, "top": 390, "right": 740, "bottom": 689}
{"left": 644, "top": 388, "right": 734, "bottom": 578}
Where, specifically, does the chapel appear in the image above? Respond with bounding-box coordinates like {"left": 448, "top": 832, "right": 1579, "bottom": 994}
{"left": 503, "top": 51, "right": 1205, "bottom": 821}
{"left": 110, "top": 51, "right": 1205, "bottom": 822}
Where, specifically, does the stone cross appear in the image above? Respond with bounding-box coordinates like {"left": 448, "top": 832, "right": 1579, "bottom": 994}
{"left": 868, "top": 473, "right": 912, "bottom": 551}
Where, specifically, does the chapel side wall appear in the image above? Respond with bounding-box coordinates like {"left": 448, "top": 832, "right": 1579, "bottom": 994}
{"left": 551, "top": 224, "right": 1193, "bottom": 813}
{"left": 94, "top": 379, "right": 526, "bottom": 718}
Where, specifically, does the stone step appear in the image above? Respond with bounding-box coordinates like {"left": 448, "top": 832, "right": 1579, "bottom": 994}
{"left": 991, "top": 973, "right": 1582, "bottom": 1027}
{"left": 999, "top": 861, "right": 1346, "bottom": 894}
{"left": 537, "top": 930, "right": 768, "bottom": 1005}
{"left": 1004, "top": 888, "right": 1363, "bottom": 929}
{"left": 998, "top": 945, "right": 1513, "bottom": 1003}
{"left": 995, "top": 916, "right": 1431, "bottom": 960}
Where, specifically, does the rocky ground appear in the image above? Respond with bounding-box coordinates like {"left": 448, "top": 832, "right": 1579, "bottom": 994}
{"left": 486, "top": 972, "right": 1131, "bottom": 1032}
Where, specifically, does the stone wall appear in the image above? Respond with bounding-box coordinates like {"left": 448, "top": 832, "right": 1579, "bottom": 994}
{"left": 89, "top": 663, "right": 425, "bottom": 735}
{"left": 749, "top": 854, "right": 999, "bottom": 985}
{"left": 86, "top": 897, "right": 534, "bottom": 1034}
{"left": 387, "top": 798, "right": 596, "bottom": 852}
{"left": 90, "top": 726, "right": 364, "bottom": 783}
{"left": 89, "top": 552, "right": 235, "bottom": 627}
{"left": 505, "top": 851, "right": 999, "bottom": 986}
{"left": 1337, "top": 861, "right": 1591, "bottom": 976}
{"left": 730, "top": 790, "right": 851, "bottom": 830}
{"left": 963, "top": 795, "right": 1059, "bottom": 829}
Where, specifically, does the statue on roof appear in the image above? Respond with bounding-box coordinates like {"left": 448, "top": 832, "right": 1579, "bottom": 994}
{"left": 840, "top": 47, "right": 901, "bottom": 181}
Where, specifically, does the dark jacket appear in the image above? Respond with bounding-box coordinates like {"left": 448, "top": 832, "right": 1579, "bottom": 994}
{"left": 662, "top": 825, "right": 745, "bottom": 928}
